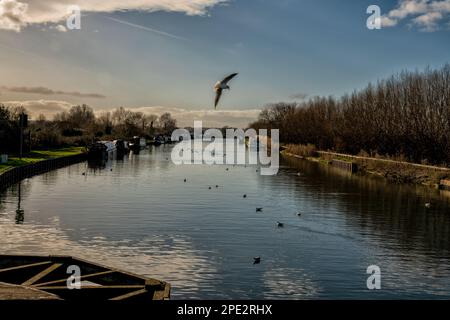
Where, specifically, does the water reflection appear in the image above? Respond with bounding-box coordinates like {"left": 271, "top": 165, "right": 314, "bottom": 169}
{"left": 282, "top": 155, "right": 450, "bottom": 254}
{"left": 262, "top": 267, "right": 320, "bottom": 299}
{"left": 15, "top": 182, "right": 24, "bottom": 224}
{"left": 87, "top": 159, "right": 108, "bottom": 170}
{"left": 0, "top": 219, "right": 219, "bottom": 298}
{"left": 0, "top": 145, "right": 450, "bottom": 299}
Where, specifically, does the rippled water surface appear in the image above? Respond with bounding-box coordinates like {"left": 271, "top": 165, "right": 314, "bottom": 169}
{"left": 1, "top": 144, "right": 450, "bottom": 299}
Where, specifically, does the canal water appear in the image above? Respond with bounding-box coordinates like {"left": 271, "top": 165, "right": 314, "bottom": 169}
{"left": 1, "top": 144, "right": 450, "bottom": 299}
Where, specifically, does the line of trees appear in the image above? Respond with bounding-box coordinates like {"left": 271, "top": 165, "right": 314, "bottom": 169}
{"left": 250, "top": 64, "right": 450, "bottom": 165}
{"left": 0, "top": 104, "right": 177, "bottom": 152}
{"left": 0, "top": 105, "right": 29, "bottom": 153}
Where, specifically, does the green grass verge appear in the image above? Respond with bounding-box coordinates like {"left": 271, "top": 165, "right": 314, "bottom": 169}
{"left": 0, "top": 147, "right": 85, "bottom": 174}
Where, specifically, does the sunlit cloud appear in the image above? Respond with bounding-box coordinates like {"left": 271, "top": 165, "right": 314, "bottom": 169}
{"left": 101, "top": 106, "right": 261, "bottom": 128}
{"left": 1, "top": 99, "right": 73, "bottom": 118}
{"left": 0, "top": 99, "right": 260, "bottom": 127}
{"left": 0, "top": 0, "right": 228, "bottom": 32}
{"left": 381, "top": 0, "right": 450, "bottom": 31}
{"left": 0, "top": 0, "right": 28, "bottom": 32}
{"left": 53, "top": 24, "right": 67, "bottom": 32}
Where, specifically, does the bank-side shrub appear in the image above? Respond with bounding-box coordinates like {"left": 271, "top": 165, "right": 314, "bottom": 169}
{"left": 285, "top": 144, "right": 318, "bottom": 157}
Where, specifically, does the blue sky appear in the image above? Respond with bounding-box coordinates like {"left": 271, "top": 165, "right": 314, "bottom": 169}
{"left": 0, "top": 0, "right": 449, "bottom": 126}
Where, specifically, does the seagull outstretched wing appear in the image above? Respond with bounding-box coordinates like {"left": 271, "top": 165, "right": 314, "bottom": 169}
{"left": 214, "top": 73, "right": 238, "bottom": 109}
{"left": 214, "top": 88, "right": 222, "bottom": 109}
{"left": 221, "top": 73, "right": 238, "bottom": 85}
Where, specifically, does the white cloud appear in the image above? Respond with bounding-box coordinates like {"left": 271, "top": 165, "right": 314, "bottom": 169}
{"left": 0, "top": 0, "right": 227, "bottom": 32}
{"left": 1, "top": 99, "right": 72, "bottom": 118}
{"left": 53, "top": 24, "right": 67, "bottom": 32}
{"left": 382, "top": 0, "right": 450, "bottom": 31}
{"left": 0, "top": 0, "right": 28, "bottom": 32}
{"left": 0, "top": 99, "right": 261, "bottom": 127}
{"left": 413, "top": 11, "right": 443, "bottom": 31}
{"left": 381, "top": 16, "right": 399, "bottom": 27}
{"left": 108, "top": 106, "right": 262, "bottom": 128}
{"left": 388, "top": 0, "right": 429, "bottom": 19}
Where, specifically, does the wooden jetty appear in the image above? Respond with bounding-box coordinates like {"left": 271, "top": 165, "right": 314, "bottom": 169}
{"left": 0, "top": 255, "right": 170, "bottom": 301}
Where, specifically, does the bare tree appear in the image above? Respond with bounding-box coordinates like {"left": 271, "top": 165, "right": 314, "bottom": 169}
{"left": 251, "top": 64, "right": 450, "bottom": 165}
{"left": 158, "top": 113, "right": 177, "bottom": 135}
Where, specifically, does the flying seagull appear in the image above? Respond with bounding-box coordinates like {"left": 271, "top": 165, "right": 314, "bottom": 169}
{"left": 214, "top": 73, "right": 238, "bottom": 109}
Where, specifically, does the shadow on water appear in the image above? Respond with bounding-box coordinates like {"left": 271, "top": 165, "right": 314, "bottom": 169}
{"left": 87, "top": 159, "right": 108, "bottom": 171}
{"left": 14, "top": 182, "right": 24, "bottom": 224}
{"left": 281, "top": 154, "right": 450, "bottom": 256}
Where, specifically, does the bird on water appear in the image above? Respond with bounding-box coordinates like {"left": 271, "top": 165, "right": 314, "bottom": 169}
{"left": 214, "top": 73, "right": 238, "bottom": 109}
{"left": 277, "top": 221, "right": 284, "bottom": 228}
{"left": 253, "top": 257, "right": 261, "bottom": 264}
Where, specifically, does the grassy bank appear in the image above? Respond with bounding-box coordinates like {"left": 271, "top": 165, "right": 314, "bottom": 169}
{"left": 0, "top": 147, "right": 86, "bottom": 174}
{"left": 282, "top": 144, "right": 450, "bottom": 188}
